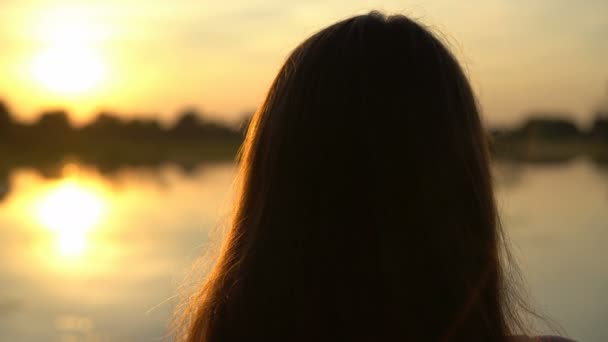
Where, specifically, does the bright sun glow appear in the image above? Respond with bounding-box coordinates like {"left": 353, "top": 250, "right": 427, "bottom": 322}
{"left": 29, "top": 8, "right": 109, "bottom": 95}
{"left": 36, "top": 180, "right": 106, "bottom": 256}
{"left": 31, "top": 46, "right": 106, "bottom": 95}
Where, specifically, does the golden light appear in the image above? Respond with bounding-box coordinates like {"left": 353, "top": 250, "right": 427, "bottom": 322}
{"left": 31, "top": 46, "right": 106, "bottom": 95}
{"left": 57, "top": 232, "right": 87, "bottom": 256}
{"left": 35, "top": 180, "right": 107, "bottom": 256}
{"left": 29, "top": 7, "right": 110, "bottom": 96}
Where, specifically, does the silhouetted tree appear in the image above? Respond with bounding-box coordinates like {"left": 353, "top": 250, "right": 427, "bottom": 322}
{"left": 36, "top": 110, "right": 72, "bottom": 139}
{"left": 590, "top": 112, "right": 608, "bottom": 141}
{"left": 0, "top": 101, "right": 12, "bottom": 128}
{"left": 87, "top": 112, "right": 124, "bottom": 130}
{"left": 171, "top": 109, "right": 204, "bottom": 138}
{"left": 0, "top": 169, "right": 10, "bottom": 203}
{"left": 124, "top": 118, "right": 163, "bottom": 139}
{"left": 79, "top": 112, "right": 127, "bottom": 142}
{"left": 0, "top": 101, "right": 18, "bottom": 143}
{"left": 518, "top": 116, "right": 581, "bottom": 141}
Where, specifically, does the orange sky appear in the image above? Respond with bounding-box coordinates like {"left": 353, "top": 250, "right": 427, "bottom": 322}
{"left": 0, "top": 0, "right": 606, "bottom": 126}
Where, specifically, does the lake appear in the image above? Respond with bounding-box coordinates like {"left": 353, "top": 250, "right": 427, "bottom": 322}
{"left": 0, "top": 159, "right": 606, "bottom": 341}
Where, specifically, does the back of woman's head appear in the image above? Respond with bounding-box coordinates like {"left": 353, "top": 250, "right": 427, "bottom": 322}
{"left": 181, "top": 11, "right": 521, "bottom": 342}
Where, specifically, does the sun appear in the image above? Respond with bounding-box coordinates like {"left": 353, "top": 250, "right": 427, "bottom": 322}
{"left": 35, "top": 180, "right": 107, "bottom": 256}
{"left": 29, "top": 8, "right": 110, "bottom": 96}
{"left": 31, "top": 46, "right": 106, "bottom": 95}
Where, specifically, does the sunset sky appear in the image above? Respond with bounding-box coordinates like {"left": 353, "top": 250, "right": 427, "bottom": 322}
{"left": 0, "top": 0, "right": 606, "bottom": 126}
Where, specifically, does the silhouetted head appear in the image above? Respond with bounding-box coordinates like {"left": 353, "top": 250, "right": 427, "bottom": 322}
{"left": 181, "top": 11, "right": 524, "bottom": 342}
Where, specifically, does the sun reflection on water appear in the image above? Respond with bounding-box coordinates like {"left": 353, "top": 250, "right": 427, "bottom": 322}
{"left": 34, "top": 174, "right": 108, "bottom": 257}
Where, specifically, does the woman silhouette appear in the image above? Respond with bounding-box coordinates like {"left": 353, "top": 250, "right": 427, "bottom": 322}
{"left": 179, "top": 12, "right": 572, "bottom": 342}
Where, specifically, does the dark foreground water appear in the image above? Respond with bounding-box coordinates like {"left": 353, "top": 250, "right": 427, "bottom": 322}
{"left": 0, "top": 159, "right": 606, "bottom": 341}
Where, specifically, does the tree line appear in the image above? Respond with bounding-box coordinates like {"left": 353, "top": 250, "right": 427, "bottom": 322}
{"left": 0, "top": 101, "right": 248, "bottom": 146}
{"left": 0, "top": 100, "right": 250, "bottom": 181}
{"left": 490, "top": 110, "right": 608, "bottom": 163}
{"left": 491, "top": 112, "right": 608, "bottom": 142}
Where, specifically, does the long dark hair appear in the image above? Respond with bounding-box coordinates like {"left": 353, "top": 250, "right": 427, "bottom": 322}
{"left": 179, "top": 11, "right": 529, "bottom": 342}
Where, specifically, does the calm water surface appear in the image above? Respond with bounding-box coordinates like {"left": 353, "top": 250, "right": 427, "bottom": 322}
{"left": 0, "top": 160, "right": 606, "bottom": 341}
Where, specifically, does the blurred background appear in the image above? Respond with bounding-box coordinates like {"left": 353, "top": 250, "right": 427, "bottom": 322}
{"left": 0, "top": 1, "right": 607, "bottom": 341}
